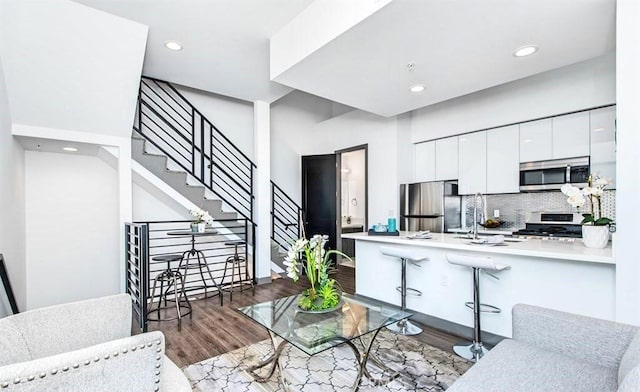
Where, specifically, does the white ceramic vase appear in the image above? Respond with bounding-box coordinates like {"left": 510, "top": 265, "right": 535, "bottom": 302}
{"left": 582, "top": 225, "right": 609, "bottom": 248}
{"left": 197, "top": 222, "right": 206, "bottom": 233}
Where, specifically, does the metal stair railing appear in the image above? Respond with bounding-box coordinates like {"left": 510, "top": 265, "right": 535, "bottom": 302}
{"left": 271, "top": 181, "right": 302, "bottom": 251}
{"left": 136, "top": 76, "right": 256, "bottom": 221}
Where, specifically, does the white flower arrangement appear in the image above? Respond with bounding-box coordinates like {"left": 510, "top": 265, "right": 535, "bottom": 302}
{"left": 560, "top": 174, "right": 613, "bottom": 226}
{"left": 189, "top": 207, "right": 214, "bottom": 225}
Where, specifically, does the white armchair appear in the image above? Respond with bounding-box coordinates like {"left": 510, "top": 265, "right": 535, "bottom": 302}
{"left": 0, "top": 294, "right": 191, "bottom": 391}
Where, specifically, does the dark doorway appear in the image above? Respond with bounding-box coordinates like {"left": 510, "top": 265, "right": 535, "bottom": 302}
{"left": 301, "top": 154, "right": 337, "bottom": 251}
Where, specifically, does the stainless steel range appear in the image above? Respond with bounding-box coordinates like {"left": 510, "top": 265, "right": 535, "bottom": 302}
{"left": 513, "top": 212, "right": 583, "bottom": 241}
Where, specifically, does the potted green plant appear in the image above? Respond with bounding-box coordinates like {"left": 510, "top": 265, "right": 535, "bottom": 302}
{"left": 283, "top": 233, "right": 349, "bottom": 311}
{"left": 561, "top": 174, "right": 613, "bottom": 248}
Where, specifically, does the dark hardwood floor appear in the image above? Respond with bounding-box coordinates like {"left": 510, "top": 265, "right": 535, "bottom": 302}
{"left": 148, "top": 266, "right": 461, "bottom": 368}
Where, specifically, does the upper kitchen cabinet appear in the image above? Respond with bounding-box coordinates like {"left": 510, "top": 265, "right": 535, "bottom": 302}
{"left": 590, "top": 106, "right": 616, "bottom": 188}
{"left": 414, "top": 140, "right": 436, "bottom": 182}
{"left": 487, "top": 125, "right": 519, "bottom": 194}
{"left": 458, "top": 131, "right": 487, "bottom": 195}
{"left": 552, "top": 111, "right": 590, "bottom": 159}
{"left": 520, "top": 118, "right": 552, "bottom": 162}
{"left": 435, "top": 136, "right": 458, "bottom": 180}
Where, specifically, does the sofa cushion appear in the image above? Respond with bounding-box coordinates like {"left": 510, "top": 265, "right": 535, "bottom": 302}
{"left": 617, "top": 364, "right": 640, "bottom": 392}
{"left": 0, "top": 331, "right": 166, "bottom": 391}
{"left": 0, "top": 318, "right": 31, "bottom": 366}
{"left": 619, "top": 330, "right": 640, "bottom": 386}
{"left": 447, "top": 339, "right": 618, "bottom": 392}
{"left": 162, "top": 356, "right": 191, "bottom": 392}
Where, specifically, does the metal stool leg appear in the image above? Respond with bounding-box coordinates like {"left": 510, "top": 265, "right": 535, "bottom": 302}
{"left": 387, "top": 257, "right": 423, "bottom": 336}
{"left": 453, "top": 267, "right": 489, "bottom": 362}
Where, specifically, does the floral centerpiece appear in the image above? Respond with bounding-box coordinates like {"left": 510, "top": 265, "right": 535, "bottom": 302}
{"left": 283, "top": 234, "right": 348, "bottom": 311}
{"left": 189, "top": 207, "right": 213, "bottom": 233}
{"left": 561, "top": 173, "right": 613, "bottom": 248}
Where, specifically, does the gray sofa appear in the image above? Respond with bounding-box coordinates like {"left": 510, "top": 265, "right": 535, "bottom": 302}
{"left": 0, "top": 294, "right": 191, "bottom": 391}
{"left": 448, "top": 304, "right": 640, "bottom": 392}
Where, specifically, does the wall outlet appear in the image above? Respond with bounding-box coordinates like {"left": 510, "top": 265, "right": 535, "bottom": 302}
{"left": 494, "top": 209, "right": 500, "bottom": 218}
{"left": 440, "top": 275, "right": 448, "bottom": 287}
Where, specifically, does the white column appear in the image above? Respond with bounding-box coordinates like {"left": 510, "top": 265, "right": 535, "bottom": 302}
{"left": 118, "top": 139, "right": 133, "bottom": 293}
{"left": 615, "top": 0, "right": 640, "bottom": 325}
{"left": 254, "top": 100, "right": 272, "bottom": 283}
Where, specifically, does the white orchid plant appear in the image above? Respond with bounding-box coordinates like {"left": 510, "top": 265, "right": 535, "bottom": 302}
{"left": 283, "top": 234, "right": 348, "bottom": 311}
{"left": 189, "top": 207, "right": 214, "bottom": 225}
{"left": 561, "top": 174, "right": 613, "bottom": 226}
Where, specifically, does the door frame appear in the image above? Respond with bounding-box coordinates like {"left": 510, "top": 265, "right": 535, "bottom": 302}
{"left": 335, "top": 144, "right": 369, "bottom": 258}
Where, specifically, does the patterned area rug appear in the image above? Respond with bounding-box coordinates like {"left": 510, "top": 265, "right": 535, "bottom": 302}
{"left": 184, "top": 329, "right": 471, "bottom": 391}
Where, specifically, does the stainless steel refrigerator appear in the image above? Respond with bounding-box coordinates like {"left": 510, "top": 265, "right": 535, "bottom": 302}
{"left": 399, "top": 181, "right": 461, "bottom": 233}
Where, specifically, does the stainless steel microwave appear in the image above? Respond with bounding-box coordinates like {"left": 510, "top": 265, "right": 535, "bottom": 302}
{"left": 519, "top": 157, "right": 590, "bottom": 191}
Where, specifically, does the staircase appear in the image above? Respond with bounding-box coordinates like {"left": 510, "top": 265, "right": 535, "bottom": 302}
{"left": 270, "top": 181, "right": 303, "bottom": 271}
{"left": 133, "top": 77, "right": 302, "bottom": 271}
{"left": 131, "top": 133, "right": 237, "bottom": 221}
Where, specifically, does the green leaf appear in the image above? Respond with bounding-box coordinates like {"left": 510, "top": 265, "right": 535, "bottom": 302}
{"left": 581, "top": 214, "right": 595, "bottom": 225}
{"left": 594, "top": 217, "right": 613, "bottom": 226}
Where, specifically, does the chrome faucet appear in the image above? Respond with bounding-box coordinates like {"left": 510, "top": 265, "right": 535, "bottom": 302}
{"left": 472, "top": 193, "right": 485, "bottom": 240}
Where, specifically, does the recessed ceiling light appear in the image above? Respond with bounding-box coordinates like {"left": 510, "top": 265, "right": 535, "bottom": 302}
{"left": 522, "top": 139, "right": 533, "bottom": 143}
{"left": 593, "top": 127, "right": 605, "bottom": 132}
{"left": 164, "top": 41, "right": 183, "bottom": 51}
{"left": 409, "top": 84, "right": 425, "bottom": 93}
{"left": 513, "top": 45, "right": 538, "bottom": 57}
{"left": 63, "top": 147, "right": 78, "bottom": 152}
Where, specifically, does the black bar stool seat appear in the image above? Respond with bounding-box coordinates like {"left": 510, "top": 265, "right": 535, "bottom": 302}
{"left": 147, "top": 254, "right": 192, "bottom": 330}
{"left": 221, "top": 240, "right": 255, "bottom": 301}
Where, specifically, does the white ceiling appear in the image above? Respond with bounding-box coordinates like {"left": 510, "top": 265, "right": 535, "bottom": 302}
{"left": 73, "top": 0, "right": 314, "bottom": 103}
{"left": 272, "top": 0, "right": 617, "bottom": 117}
{"left": 17, "top": 136, "right": 101, "bottom": 156}
{"left": 73, "top": 0, "right": 616, "bottom": 116}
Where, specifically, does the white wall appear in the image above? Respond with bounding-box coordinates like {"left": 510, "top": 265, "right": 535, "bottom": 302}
{"left": 0, "top": 0, "right": 147, "bottom": 138}
{"left": 302, "top": 110, "right": 398, "bottom": 225}
{"left": 271, "top": 91, "right": 333, "bottom": 202}
{"left": 614, "top": 0, "right": 640, "bottom": 325}
{"left": 132, "top": 182, "right": 191, "bottom": 222}
{"left": 0, "top": 56, "right": 25, "bottom": 316}
{"left": 24, "top": 151, "right": 120, "bottom": 310}
{"left": 174, "top": 85, "right": 255, "bottom": 160}
{"left": 411, "top": 53, "right": 616, "bottom": 143}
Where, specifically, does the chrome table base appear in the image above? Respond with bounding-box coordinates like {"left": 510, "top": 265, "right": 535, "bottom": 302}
{"left": 248, "top": 328, "right": 400, "bottom": 392}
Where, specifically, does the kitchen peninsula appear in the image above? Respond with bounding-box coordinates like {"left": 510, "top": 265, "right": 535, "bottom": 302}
{"left": 341, "top": 232, "right": 614, "bottom": 338}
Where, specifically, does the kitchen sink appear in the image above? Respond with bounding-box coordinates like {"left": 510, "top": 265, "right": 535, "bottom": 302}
{"left": 452, "top": 234, "right": 527, "bottom": 242}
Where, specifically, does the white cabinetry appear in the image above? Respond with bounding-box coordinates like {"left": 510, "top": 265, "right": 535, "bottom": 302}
{"left": 458, "top": 131, "right": 487, "bottom": 195}
{"left": 414, "top": 141, "right": 436, "bottom": 182}
{"left": 520, "top": 118, "right": 552, "bottom": 162}
{"left": 487, "top": 125, "right": 520, "bottom": 193}
{"left": 435, "top": 136, "right": 458, "bottom": 180}
{"left": 520, "top": 114, "right": 591, "bottom": 163}
{"left": 590, "top": 106, "right": 616, "bottom": 188}
{"left": 552, "top": 111, "right": 590, "bottom": 159}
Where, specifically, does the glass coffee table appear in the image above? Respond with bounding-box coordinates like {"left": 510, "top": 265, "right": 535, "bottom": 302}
{"left": 236, "top": 293, "right": 412, "bottom": 391}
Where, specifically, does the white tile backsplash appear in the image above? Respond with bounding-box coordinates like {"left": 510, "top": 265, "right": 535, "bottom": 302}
{"left": 462, "top": 190, "right": 616, "bottom": 230}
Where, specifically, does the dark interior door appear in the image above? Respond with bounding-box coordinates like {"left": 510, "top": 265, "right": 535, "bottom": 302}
{"left": 302, "top": 154, "right": 337, "bottom": 252}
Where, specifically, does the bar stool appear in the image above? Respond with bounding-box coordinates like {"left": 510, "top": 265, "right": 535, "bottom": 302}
{"left": 446, "top": 253, "right": 510, "bottom": 362}
{"left": 221, "top": 240, "right": 255, "bottom": 301}
{"left": 380, "top": 246, "right": 429, "bottom": 335}
{"left": 147, "top": 254, "right": 192, "bottom": 330}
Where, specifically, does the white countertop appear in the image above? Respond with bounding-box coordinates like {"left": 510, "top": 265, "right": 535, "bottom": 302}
{"left": 341, "top": 231, "right": 614, "bottom": 265}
